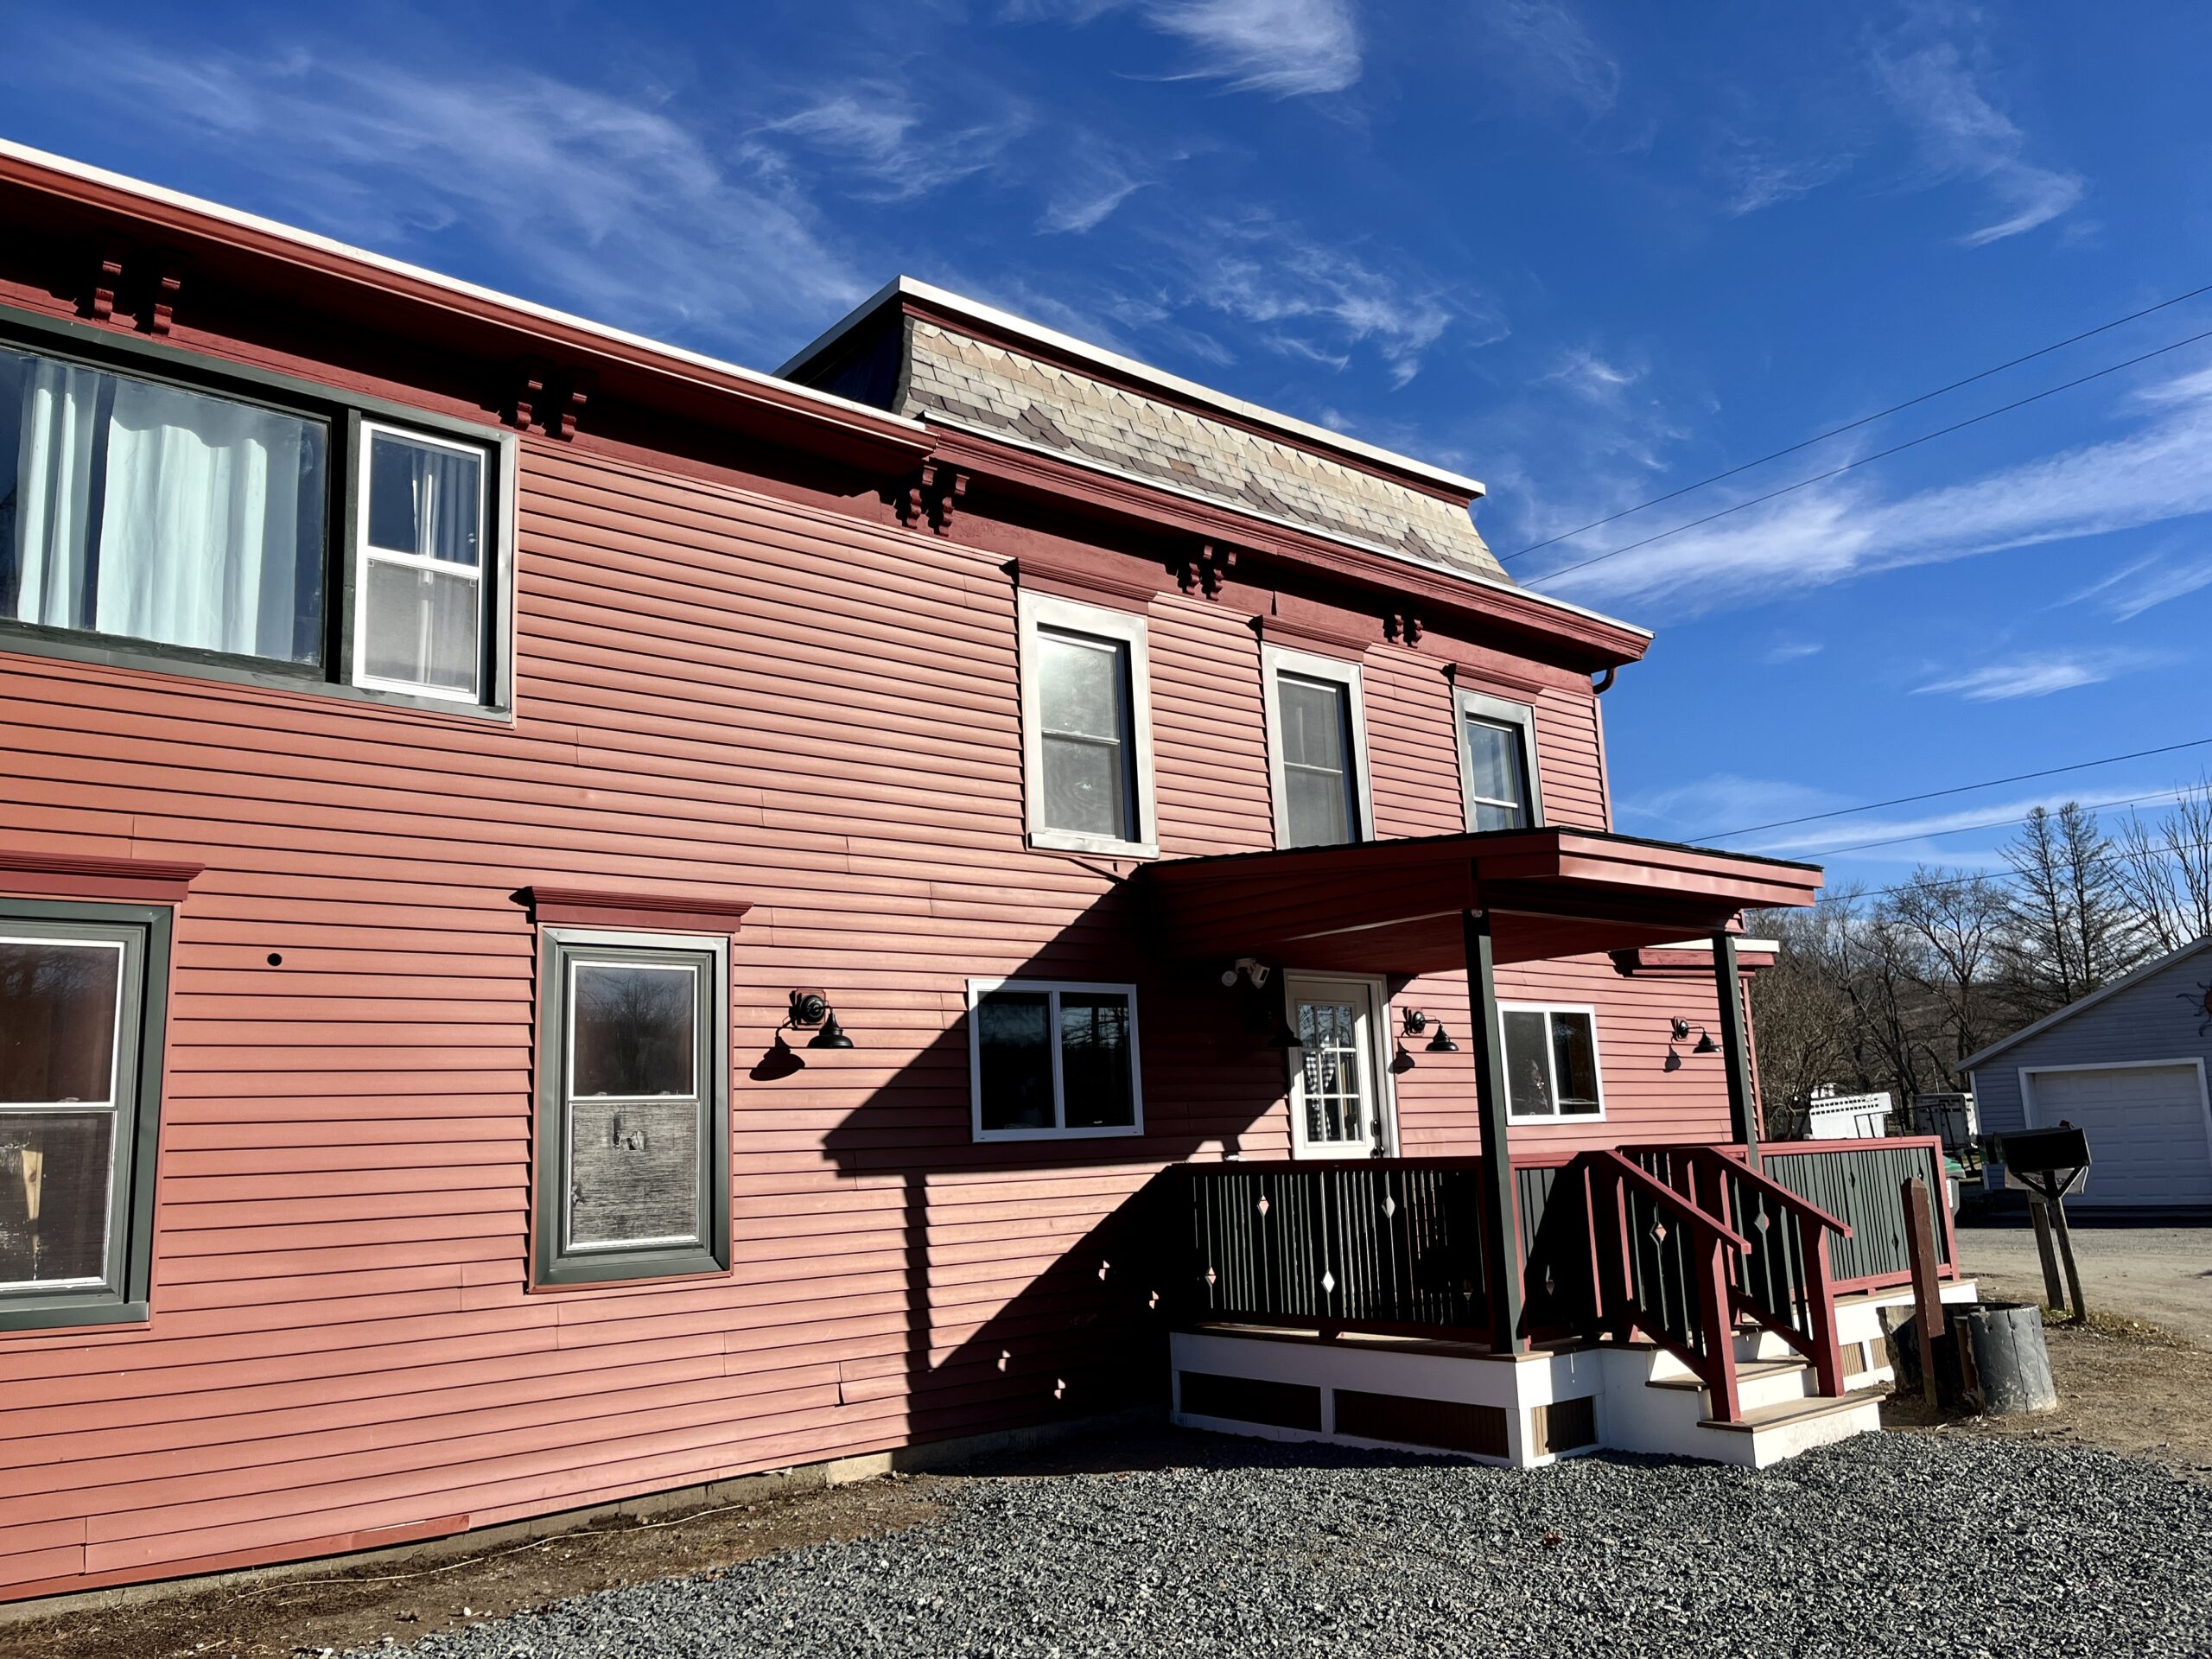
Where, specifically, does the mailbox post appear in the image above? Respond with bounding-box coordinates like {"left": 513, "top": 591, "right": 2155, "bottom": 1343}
{"left": 1994, "top": 1126, "right": 2092, "bottom": 1325}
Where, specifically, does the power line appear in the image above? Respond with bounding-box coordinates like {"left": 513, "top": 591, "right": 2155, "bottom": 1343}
{"left": 1502, "top": 278, "right": 2212, "bottom": 563}
{"left": 1694, "top": 735, "right": 2212, "bottom": 842}
{"left": 1522, "top": 323, "right": 2212, "bottom": 589}
{"left": 1812, "top": 828, "right": 2212, "bottom": 910}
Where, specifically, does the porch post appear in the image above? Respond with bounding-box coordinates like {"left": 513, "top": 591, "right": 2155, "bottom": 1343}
{"left": 1713, "top": 931, "right": 1761, "bottom": 1168}
{"left": 1462, "top": 906, "right": 1526, "bottom": 1354}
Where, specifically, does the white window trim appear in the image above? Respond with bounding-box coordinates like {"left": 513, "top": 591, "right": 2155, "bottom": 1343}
{"left": 1016, "top": 590, "right": 1159, "bottom": 859}
{"left": 351, "top": 417, "right": 493, "bottom": 705}
{"left": 1283, "top": 971, "right": 1398, "bottom": 1160}
{"left": 1455, "top": 689, "right": 1544, "bottom": 833}
{"left": 1498, "top": 1001, "right": 1605, "bottom": 1124}
{"left": 1261, "top": 644, "right": 1375, "bottom": 849}
{"left": 966, "top": 976, "right": 1145, "bottom": 1143}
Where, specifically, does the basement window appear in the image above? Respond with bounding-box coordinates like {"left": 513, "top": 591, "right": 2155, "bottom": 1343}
{"left": 535, "top": 929, "right": 730, "bottom": 1286}
{"left": 1499, "top": 1004, "right": 1604, "bottom": 1122}
{"left": 968, "top": 979, "right": 1143, "bottom": 1141}
{"left": 0, "top": 901, "right": 171, "bottom": 1332}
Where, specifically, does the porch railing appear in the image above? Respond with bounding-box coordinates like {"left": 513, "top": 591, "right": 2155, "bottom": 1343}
{"left": 1180, "top": 1160, "right": 1491, "bottom": 1339}
{"left": 1755, "top": 1137, "right": 1956, "bottom": 1292}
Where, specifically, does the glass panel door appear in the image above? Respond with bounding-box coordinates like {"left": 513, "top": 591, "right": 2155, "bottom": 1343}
{"left": 1286, "top": 976, "right": 1392, "bottom": 1159}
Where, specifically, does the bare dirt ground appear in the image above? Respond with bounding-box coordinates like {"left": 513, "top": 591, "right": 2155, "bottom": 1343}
{"left": 0, "top": 1476, "right": 950, "bottom": 1659}
{"left": 1956, "top": 1219, "right": 2212, "bottom": 1347}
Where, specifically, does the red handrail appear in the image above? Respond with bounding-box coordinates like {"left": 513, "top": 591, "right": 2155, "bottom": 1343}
{"left": 1586, "top": 1150, "right": 1751, "bottom": 1421}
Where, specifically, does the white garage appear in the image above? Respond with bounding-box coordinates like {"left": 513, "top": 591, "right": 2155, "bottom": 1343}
{"left": 1966, "top": 937, "right": 2212, "bottom": 1213}
{"left": 2022, "top": 1062, "right": 2212, "bottom": 1208}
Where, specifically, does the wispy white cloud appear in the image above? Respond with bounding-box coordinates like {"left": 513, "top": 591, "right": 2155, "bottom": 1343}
{"left": 1536, "top": 355, "right": 2212, "bottom": 613}
{"left": 1037, "top": 148, "right": 1152, "bottom": 234}
{"left": 1540, "top": 346, "right": 1642, "bottom": 408}
{"left": 59, "top": 41, "right": 866, "bottom": 354}
{"left": 2063, "top": 548, "right": 2212, "bottom": 622}
{"left": 1480, "top": 0, "right": 1620, "bottom": 118}
{"left": 1912, "top": 649, "right": 2162, "bottom": 702}
{"left": 1717, "top": 148, "right": 1853, "bottom": 217}
{"left": 757, "top": 84, "right": 1033, "bottom": 201}
{"left": 1761, "top": 639, "right": 1825, "bottom": 664}
{"left": 1877, "top": 40, "right": 2083, "bottom": 245}
{"left": 1138, "top": 0, "right": 1362, "bottom": 96}
{"left": 1011, "top": 0, "right": 1361, "bottom": 97}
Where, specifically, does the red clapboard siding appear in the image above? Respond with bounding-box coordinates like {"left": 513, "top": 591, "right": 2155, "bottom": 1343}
{"left": 0, "top": 308, "right": 1743, "bottom": 1605}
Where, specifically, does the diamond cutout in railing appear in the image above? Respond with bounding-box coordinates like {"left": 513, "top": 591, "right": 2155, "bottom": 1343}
{"left": 1649, "top": 1218, "right": 1669, "bottom": 1244}
{"left": 1753, "top": 1211, "right": 1771, "bottom": 1233}
{"left": 1541, "top": 1266, "right": 1556, "bottom": 1296}
{"left": 1382, "top": 1194, "right": 1397, "bottom": 1219}
{"left": 1205, "top": 1266, "right": 1217, "bottom": 1287}
{"left": 1321, "top": 1268, "right": 1338, "bottom": 1294}
{"left": 1256, "top": 1195, "right": 1271, "bottom": 1217}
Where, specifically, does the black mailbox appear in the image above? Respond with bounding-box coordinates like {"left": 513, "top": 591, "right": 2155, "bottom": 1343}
{"left": 1994, "top": 1125, "right": 2091, "bottom": 1173}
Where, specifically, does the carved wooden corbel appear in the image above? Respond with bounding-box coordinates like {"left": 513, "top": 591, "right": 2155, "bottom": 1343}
{"left": 899, "top": 461, "right": 968, "bottom": 532}
{"left": 1171, "top": 540, "right": 1238, "bottom": 597}
{"left": 1385, "top": 607, "right": 1425, "bottom": 646}
{"left": 146, "top": 257, "right": 183, "bottom": 337}
{"left": 86, "top": 240, "right": 125, "bottom": 322}
{"left": 506, "top": 359, "right": 594, "bottom": 439}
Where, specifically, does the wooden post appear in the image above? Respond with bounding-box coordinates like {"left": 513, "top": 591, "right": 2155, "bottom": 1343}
{"left": 1701, "top": 1232, "right": 1742, "bottom": 1423}
{"left": 2027, "top": 1193, "right": 2067, "bottom": 1313}
{"left": 1801, "top": 1215, "right": 1846, "bottom": 1399}
{"left": 2050, "top": 1192, "right": 2088, "bottom": 1326}
{"left": 1712, "top": 931, "right": 1760, "bottom": 1169}
{"left": 1462, "top": 907, "right": 1526, "bottom": 1354}
{"left": 1902, "top": 1176, "right": 1943, "bottom": 1402}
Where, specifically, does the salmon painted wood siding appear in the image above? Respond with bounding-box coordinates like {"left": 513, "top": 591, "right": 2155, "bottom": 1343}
{"left": 0, "top": 290, "right": 1741, "bottom": 1602}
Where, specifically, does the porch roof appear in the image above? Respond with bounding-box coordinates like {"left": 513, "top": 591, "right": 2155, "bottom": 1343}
{"left": 1138, "top": 827, "right": 1823, "bottom": 976}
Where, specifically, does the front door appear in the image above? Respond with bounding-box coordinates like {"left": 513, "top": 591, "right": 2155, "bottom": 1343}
{"left": 1285, "top": 975, "right": 1395, "bottom": 1159}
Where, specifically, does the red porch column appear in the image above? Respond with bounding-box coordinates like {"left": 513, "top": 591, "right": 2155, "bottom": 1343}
{"left": 1462, "top": 907, "right": 1526, "bottom": 1354}
{"left": 1713, "top": 931, "right": 1761, "bottom": 1169}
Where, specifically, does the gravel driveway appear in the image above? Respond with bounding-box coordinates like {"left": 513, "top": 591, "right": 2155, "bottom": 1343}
{"left": 1958, "top": 1221, "right": 2212, "bottom": 1346}
{"left": 352, "top": 1433, "right": 2212, "bottom": 1658}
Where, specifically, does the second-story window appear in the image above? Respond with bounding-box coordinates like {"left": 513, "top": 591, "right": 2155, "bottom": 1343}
{"left": 1456, "top": 690, "right": 1542, "bottom": 832}
{"left": 0, "top": 327, "right": 510, "bottom": 714}
{"left": 1017, "top": 591, "right": 1157, "bottom": 858}
{"left": 1262, "top": 645, "right": 1371, "bottom": 848}
{"left": 355, "top": 423, "right": 487, "bottom": 701}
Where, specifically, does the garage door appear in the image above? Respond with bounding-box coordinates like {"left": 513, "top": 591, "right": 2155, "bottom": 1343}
{"left": 2028, "top": 1064, "right": 2212, "bottom": 1207}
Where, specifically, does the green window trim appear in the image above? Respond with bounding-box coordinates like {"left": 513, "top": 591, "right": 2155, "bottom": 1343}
{"left": 532, "top": 927, "right": 732, "bottom": 1288}
{"left": 0, "top": 898, "right": 171, "bottom": 1334}
{"left": 0, "top": 301, "right": 518, "bottom": 721}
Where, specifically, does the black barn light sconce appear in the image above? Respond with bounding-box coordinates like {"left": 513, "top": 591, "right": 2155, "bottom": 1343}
{"left": 1224, "top": 958, "right": 1302, "bottom": 1050}
{"left": 753, "top": 989, "right": 856, "bottom": 1081}
{"left": 1665, "top": 1015, "right": 1717, "bottom": 1073}
{"left": 1402, "top": 1009, "right": 1458, "bottom": 1054}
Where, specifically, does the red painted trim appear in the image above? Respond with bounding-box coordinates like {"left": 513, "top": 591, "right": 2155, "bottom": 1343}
{"left": 1007, "top": 552, "right": 1162, "bottom": 613}
{"left": 1255, "top": 603, "right": 1376, "bottom": 659}
{"left": 518, "top": 886, "right": 753, "bottom": 935}
{"left": 925, "top": 426, "right": 1650, "bottom": 671}
{"left": 0, "top": 849, "right": 202, "bottom": 904}
{"left": 0, "top": 156, "right": 931, "bottom": 476}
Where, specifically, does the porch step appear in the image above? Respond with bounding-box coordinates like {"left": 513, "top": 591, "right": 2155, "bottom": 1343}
{"left": 1645, "top": 1357, "right": 1814, "bottom": 1415}
{"left": 1697, "top": 1390, "right": 1876, "bottom": 1433}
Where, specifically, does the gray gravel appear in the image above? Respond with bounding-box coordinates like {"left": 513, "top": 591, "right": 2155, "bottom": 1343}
{"left": 352, "top": 1433, "right": 2212, "bottom": 1658}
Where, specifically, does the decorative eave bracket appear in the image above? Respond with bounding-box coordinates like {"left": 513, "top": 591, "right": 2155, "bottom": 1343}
{"left": 506, "top": 359, "right": 595, "bottom": 440}
{"left": 1172, "top": 540, "right": 1238, "bottom": 599}
{"left": 82, "top": 239, "right": 187, "bottom": 336}
{"left": 899, "top": 461, "right": 969, "bottom": 534}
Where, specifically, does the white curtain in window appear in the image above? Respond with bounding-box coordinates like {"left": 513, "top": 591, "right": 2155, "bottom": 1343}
{"left": 10, "top": 358, "right": 312, "bottom": 660}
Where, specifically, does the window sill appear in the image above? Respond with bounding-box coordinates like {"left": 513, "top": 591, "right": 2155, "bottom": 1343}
{"left": 1027, "top": 829, "right": 1159, "bottom": 861}
{"left": 973, "top": 1124, "right": 1146, "bottom": 1144}
{"left": 1504, "top": 1111, "right": 1607, "bottom": 1127}
{"left": 0, "top": 626, "right": 513, "bottom": 724}
{"left": 532, "top": 1246, "right": 731, "bottom": 1289}
{"left": 0, "top": 1298, "right": 150, "bottom": 1336}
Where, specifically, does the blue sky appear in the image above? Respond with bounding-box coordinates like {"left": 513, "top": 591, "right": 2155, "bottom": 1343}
{"left": 4, "top": 1, "right": 2209, "bottom": 890}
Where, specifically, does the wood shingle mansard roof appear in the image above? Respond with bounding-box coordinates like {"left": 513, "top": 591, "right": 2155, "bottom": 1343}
{"left": 780, "top": 276, "right": 1509, "bottom": 585}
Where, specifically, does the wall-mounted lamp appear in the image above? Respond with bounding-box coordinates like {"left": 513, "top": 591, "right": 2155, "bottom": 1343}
{"left": 1425, "top": 1024, "right": 1459, "bottom": 1053}
{"left": 1402, "top": 1009, "right": 1429, "bottom": 1036}
{"left": 1224, "top": 960, "right": 1300, "bottom": 1049}
{"left": 788, "top": 989, "right": 855, "bottom": 1049}
{"left": 1664, "top": 1015, "right": 1716, "bottom": 1073}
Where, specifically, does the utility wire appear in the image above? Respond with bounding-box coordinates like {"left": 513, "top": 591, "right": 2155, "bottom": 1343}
{"left": 1503, "top": 278, "right": 2212, "bottom": 563}
{"left": 1694, "top": 735, "right": 2212, "bottom": 842}
{"left": 1812, "top": 829, "right": 2212, "bottom": 910}
{"left": 1523, "top": 323, "right": 2212, "bottom": 589}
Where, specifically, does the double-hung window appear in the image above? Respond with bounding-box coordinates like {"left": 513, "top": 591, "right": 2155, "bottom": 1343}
{"left": 968, "top": 979, "right": 1142, "bottom": 1141}
{"left": 0, "top": 321, "right": 510, "bottom": 713}
{"left": 1262, "top": 645, "right": 1371, "bottom": 848}
{"left": 0, "top": 900, "right": 169, "bottom": 1332}
{"left": 1456, "top": 690, "right": 1541, "bottom": 832}
{"left": 1017, "top": 592, "right": 1157, "bottom": 858}
{"left": 1498, "top": 1004, "right": 1603, "bottom": 1122}
{"left": 535, "top": 930, "right": 729, "bottom": 1286}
